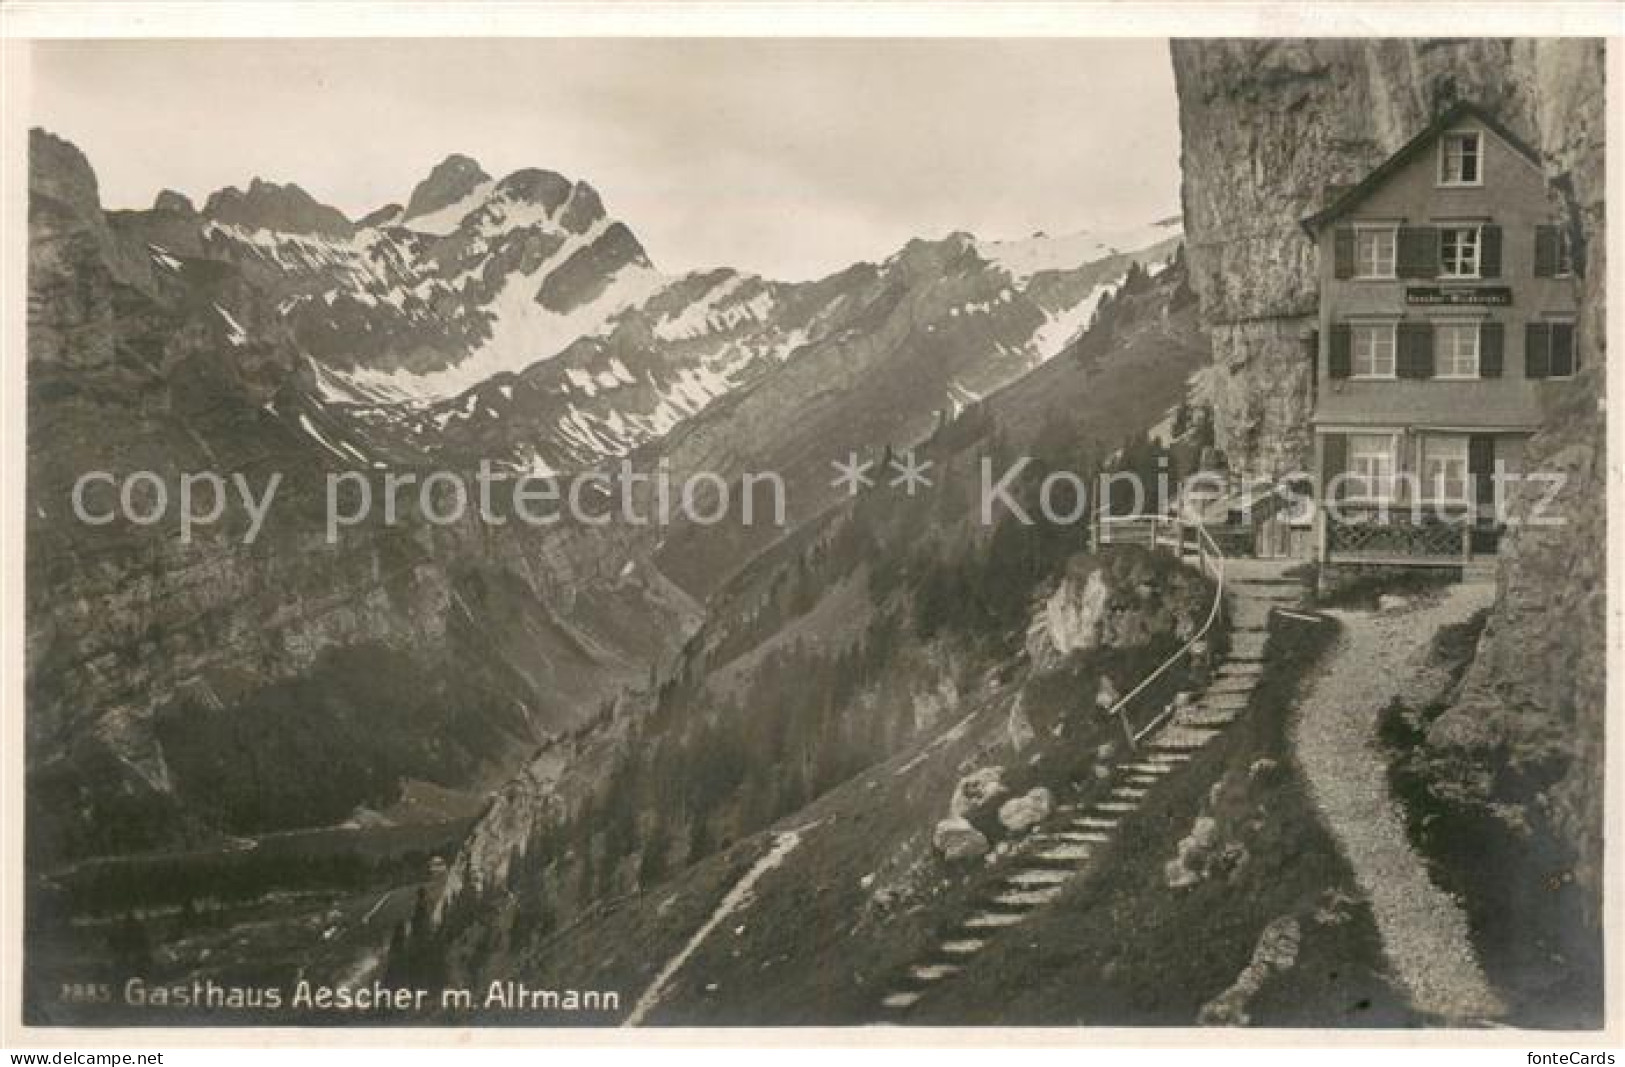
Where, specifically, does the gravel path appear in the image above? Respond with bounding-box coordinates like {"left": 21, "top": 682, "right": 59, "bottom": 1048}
{"left": 1293, "top": 585, "right": 1505, "bottom": 1023}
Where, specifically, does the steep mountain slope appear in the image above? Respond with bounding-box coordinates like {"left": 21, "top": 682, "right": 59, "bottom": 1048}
{"left": 403, "top": 258, "right": 1216, "bottom": 1020}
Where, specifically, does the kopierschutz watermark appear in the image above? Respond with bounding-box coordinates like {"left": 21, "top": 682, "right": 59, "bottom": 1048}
{"left": 64, "top": 454, "right": 1570, "bottom": 545}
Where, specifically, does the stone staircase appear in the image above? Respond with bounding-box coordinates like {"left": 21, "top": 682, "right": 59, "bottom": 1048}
{"left": 876, "top": 560, "right": 1305, "bottom": 1017}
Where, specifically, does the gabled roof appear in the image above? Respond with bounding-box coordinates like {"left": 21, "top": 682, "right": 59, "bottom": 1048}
{"left": 1300, "top": 102, "right": 1544, "bottom": 237}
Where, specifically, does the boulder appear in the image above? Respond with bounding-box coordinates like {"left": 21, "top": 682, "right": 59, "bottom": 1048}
{"left": 998, "top": 787, "right": 1054, "bottom": 834}
{"left": 1247, "top": 757, "right": 1280, "bottom": 783}
{"left": 949, "top": 766, "right": 1007, "bottom": 819}
{"left": 1164, "top": 815, "right": 1220, "bottom": 889}
{"left": 933, "top": 817, "right": 990, "bottom": 862}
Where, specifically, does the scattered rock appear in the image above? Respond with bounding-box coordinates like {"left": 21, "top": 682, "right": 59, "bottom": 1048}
{"left": 933, "top": 817, "right": 990, "bottom": 862}
{"left": 1247, "top": 757, "right": 1280, "bottom": 783}
{"left": 949, "top": 766, "right": 1007, "bottom": 819}
{"left": 1314, "top": 888, "right": 1360, "bottom": 927}
{"left": 998, "top": 787, "right": 1054, "bottom": 834}
{"left": 1197, "top": 915, "right": 1302, "bottom": 1026}
{"left": 1378, "top": 593, "right": 1411, "bottom": 613}
{"left": 1164, "top": 815, "right": 1220, "bottom": 889}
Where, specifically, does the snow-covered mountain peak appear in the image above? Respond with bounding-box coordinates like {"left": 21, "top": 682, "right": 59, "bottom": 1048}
{"left": 975, "top": 217, "right": 1182, "bottom": 282}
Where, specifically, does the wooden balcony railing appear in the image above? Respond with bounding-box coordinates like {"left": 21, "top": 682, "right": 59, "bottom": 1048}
{"left": 1325, "top": 509, "right": 1484, "bottom": 563}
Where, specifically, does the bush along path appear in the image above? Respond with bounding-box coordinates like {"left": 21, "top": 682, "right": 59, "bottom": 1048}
{"left": 877, "top": 560, "right": 1306, "bottom": 1016}
{"left": 1292, "top": 586, "right": 1504, "bottom": 1024}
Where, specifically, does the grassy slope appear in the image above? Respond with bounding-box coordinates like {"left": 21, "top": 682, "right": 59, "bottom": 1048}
{"left": 916, "top": 611, "right": 1412, "bottom": 1026}
{"left": 489, "top": 588, "right": 1409, "bottom": 1028}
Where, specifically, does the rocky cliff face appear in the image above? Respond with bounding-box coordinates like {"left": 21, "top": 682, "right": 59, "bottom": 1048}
{"left": 1170, "top": 37, "right": 1605, "bottom": 902}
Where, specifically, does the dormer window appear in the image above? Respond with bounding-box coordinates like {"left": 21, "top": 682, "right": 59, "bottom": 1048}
{"left": 1440, "top": 131, "right": 1483, "bottom": 186}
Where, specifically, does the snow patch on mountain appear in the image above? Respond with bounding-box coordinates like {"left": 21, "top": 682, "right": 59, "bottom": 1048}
{"left": 213, "top": 303, "right": 248, "bottom": 346}
{"left": 403, "top": 179, "right": 495, "bottom": 235}
{"left": 653, "top": 274, "right": 760, "bottom": 342}
{"left": 314, "top": 224, "right": 671, "bottom": 405}
{"left": 977, "top": 219, "right": 1182, "bottom": 283}
{"left": 1031, "top": 281, "right": 1117, "bottom": 361}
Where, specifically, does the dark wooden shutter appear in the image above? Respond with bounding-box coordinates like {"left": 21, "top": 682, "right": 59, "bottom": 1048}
{"left": 1479, "top": 225, "right": 1502, "bottom": 278}
{"left": 1328, "top": 325, "right": 1352, "bottom": 379}
{"left": 1479, "top": 321, "right": 1504, "bottom": 378}
{"left": 1534, "top": 225, "right": 1559, "bottom": 277}
{"left": 1468, "top": 435, "right": 1495, "bottom": 511}
{"left": 1333, "top": 228, "right": 1355, "bottom": 279}
{"left": 1525, "top": 322, "right": 1551, "bottom": 379}
{"left": 1551, "top": 322, "right": 1577, "bottom": 376}
{"left": 1397, "top": 226, "right": 1439, "bottom": 278}
{"left": 1322, "top": 434, "right": 1348, "bottom": 502}
{"left": 1397, "top": 322, "right": 1434, "bottom": 379}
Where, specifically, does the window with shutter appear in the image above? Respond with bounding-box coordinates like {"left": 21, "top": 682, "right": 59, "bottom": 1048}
{"left": 1353, "top": 226, "right": 1396, "bottom": 279}
{"left": 1397, "top": 322, "right": 1434, "bottom": 379}
{"left": 1479, "top": 225, "right": 1502, "bottom": 278}
{"left": 1550, "top": 322, "right": 1577, "bottom": 377}
{"left": 1397, "top": 227, "right": 1439, "bottom": 278}
{"left": 1334, "top": 228, "right": 1355, "bottom": 279}
{"left": 1434, "top": 322, "right": 1479, "bottom": 378}
{"left": 1525, "top": 322, "right": 1552, "bottom": 379}
{"left": 1479, "top": 321, "right": 1504, "bottom": 377}
{"left": 1468, "top": 435, "right": 1496, "bottom": 511}
{"left": 1351, "top": 324, "right": 1395, "bottom": 378}
{"left": 1440, "top": 227, "right": 1482, "bottom": 278}
{"left": 1329, "top": 325, "right": 1352, "bottom": 379}
{"left": 1534, "top": 225, "right": 1559, "bottom": 277}
{"left": 1321, "top": 434, "right": 1348, "bottom": 501}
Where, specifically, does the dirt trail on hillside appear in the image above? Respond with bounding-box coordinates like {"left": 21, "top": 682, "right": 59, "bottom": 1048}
{"left": 623, "top": 826, "right": 811, "bottom": 1026}
{"left": 1293, "top": 585, "right": 1503, "bottom": 1023}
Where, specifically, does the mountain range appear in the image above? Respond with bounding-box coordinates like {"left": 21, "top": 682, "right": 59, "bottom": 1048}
{"left": 25, "top": 127, "right": 1181, "bottom": 866}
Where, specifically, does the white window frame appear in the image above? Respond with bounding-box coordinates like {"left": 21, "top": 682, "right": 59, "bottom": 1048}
{"left": 1347, "top": 433, "right": 1398, "bottom": 502}
{"left": 1434, "top": 320, "right": 1481, "bottom": 379}
{"left": 1350, "top": 322, "right": 1397, "bottom": 380}
{"left": 1419, "top": 435, "right": 1471, "bottom": 504}
{"left": 1439, "top": 225, "right": 1482, "bottom": 279}
{"left": 1439, "top": 130, "right": 1484, "bottom": 187}
{"left": 1353, "top": 224, "right": 1397, "bottom": 280}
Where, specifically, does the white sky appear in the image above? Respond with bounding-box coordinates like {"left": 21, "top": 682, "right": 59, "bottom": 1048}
{"left": 29, "top": 38, "right": 1180, "bottom": 281}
